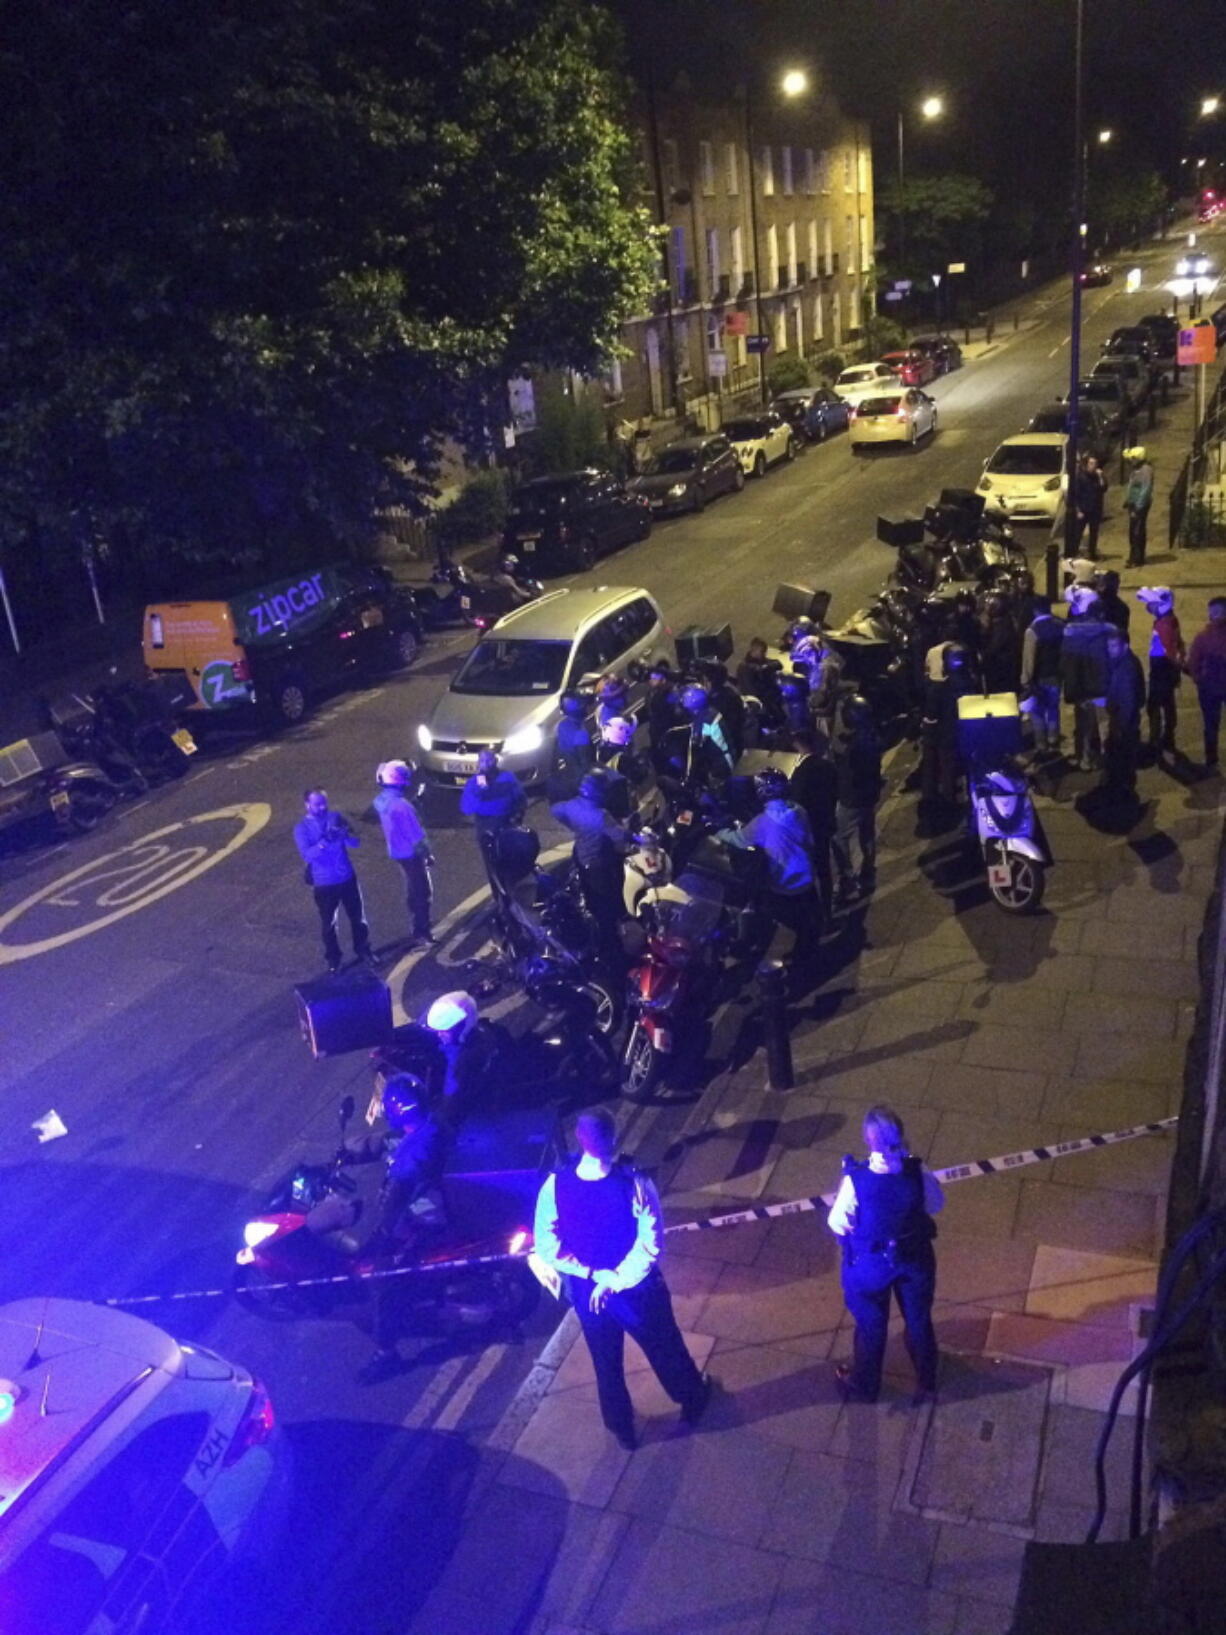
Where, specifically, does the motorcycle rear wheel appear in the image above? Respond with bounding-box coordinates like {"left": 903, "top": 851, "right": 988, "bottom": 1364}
{"left": 621, "top": 1021, "right": 665, "bottom": 1101}
{"left": 988, "top": 856, "right": 1045, "bottom": 914}
{"left": 433, "top": 1263, "right": 540, "bottom": 1331}
{"left": 580, "top": 977, "right": 622, "bottom": 1037}
{"left": 67, "top": 781, "right": 118, "bottom": 833}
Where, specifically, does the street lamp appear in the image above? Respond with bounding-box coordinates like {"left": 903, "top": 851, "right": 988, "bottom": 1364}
{"left": 745, "top": 67, "right": 810, "bottom": 403}
{"left": 1202, "top": 96, "right": 1220, "bottom": 118}
{"left": 1054, "top": 0, "right": 1087, "bottom": 595}
{"left": 897, "top": 95, "right": 945, "bottom": 276}
{"left": 1097, "top": 127, "right": 1113, "bottom": 145}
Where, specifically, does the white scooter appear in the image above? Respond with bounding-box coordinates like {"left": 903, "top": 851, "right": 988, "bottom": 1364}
{"left": 957, "top": 692, "right": 1051, "bottom": 913}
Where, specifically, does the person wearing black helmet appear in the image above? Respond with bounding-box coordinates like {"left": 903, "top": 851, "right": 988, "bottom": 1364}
{"left": 551, "top": 769, "right": 632, "bottom": 966}
{"left": 643, "top": 663, "right": 681, "bottom": 761}
{"left": 492, "top": 553, "right": 535, "bottom": 605}
{"left": 553, "top": 690, "right": 597, "bottom": 798}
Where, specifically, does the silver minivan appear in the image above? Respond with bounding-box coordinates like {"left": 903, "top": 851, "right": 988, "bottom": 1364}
{"left": 416, "top": 585, "right": 668, "bottom": 788}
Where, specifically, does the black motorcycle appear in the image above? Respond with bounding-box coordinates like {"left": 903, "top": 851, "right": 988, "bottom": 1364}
{"left": 411, "top": 562, "right": 542, "bottom": 632}
{"left": 0, "top": 729, "right": 120, "bottom": 843}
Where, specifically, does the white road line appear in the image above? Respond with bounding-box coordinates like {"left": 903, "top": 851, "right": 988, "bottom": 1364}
{"left": 399, "top": 1351, "right": 471, "bottom": 1430}
{"left": 432, "top": 1342, "right": 509, "bottom": 1432}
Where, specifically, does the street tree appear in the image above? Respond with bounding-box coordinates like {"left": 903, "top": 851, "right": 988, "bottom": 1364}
{"left": 0, "top": 0, "right": 657, "bottom": 608}
{"left": 878, "top": 173, "right": 995, "bottom": 285}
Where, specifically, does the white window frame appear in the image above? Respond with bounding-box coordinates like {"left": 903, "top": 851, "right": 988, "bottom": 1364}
{"left": 766, "top": 223, "right": 780, "bottom": 289}
{"left": 793, "top": 297, "right": 804, "bottom": 355}
{"left": 699, "top": 140, "right": 715, "bottom": 197}
{"left": 813, "top": 292, "right": 824, "bottom": 342}
{"left": 760, "top": 145, "right": 775, "bottom": 197}
{"left": 725, "top": 142, "right": 739, "bottom": 195}
{"left": 858, "top": 147, "right": 870, "bottom": 194}
{"left": 844, "top": 214, "right": 855, "bottom": 274}
{"left": 859, "top": 213, "right": 870, "bottom": 273}
{"left": 843, "top": 149, "right": 852, "bottom": 191}
{"left": 785, "top": 221, "right": 797, "bottom": 287}
{"left": 808, "top": 220, "right": 819, "bottom": 281}
{"left": 730, "top": 225, "right": 744, "bottom": 291}
{"left": 662, "top": 138, "right": 680, "bottom": 196}
{"left": 773, "top": 306, "right": 788, "bottom": 355}
{"left": 823, "top": 219, "right": 834, "bottom": 275}
{"left": 705, "top": 227, "right": 720, "bottom": 298}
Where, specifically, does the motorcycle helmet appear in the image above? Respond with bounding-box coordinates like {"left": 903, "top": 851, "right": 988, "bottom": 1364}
{"left": 578, "top": 767, "right": 613, "bottom": 805}
{"left": 382, "top": 1073, "right": 428, "bottom": 1132}
{"left": 1124, "top": 445, "right": 1148, "bottom": 464}
{"left": 376, "top": 759, "right": 415, "bottom": 787}
{"left": 791, "top": 633, "right": 824, "bottom": 667}
{"left": 500, "top": 553, "right": 520, "bottom": 574}
{"left": 1136, "top": 585, "right": 1174, "bottom": 617}
{"left": 560, "top": 690, "right": 589, "bottom": 719}
{"left": 839, "top": 695, "right": 874, "bottom": 733}
{"left": 597, "top": 675, "right": 629, "bottom": 708}
{"left": 680, "top": 683, "right": 709, "bottom": 716}
{"left": 789, "top": 615, "right": 816, "bottom": 641}
{"left": 601, "top": 715, "right": 635, "bottom": 748}
{"left": 753, "top": 766, "right": 789, "bottom": 802}
{"left": 1064, "top": 584, "right": 1101, "bottom": 618}
{"left": 425, "top": 991, "right": 479, "bottom": 1042}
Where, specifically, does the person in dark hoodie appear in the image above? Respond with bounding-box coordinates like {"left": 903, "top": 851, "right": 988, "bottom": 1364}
{"left": 1186, "top": 597, "right": 1226, "bottom": 770}
{"left": 1102, "top": 630, "right": 1145, "bottom": 797}
{"left": 1094, "top": 570, "right": 1131, "bottom": 637}
{"left": 1019, "top": 597, "right": 1065, "bottom": 756}
{"left": 733, "top": 767, "right": 822, "bottom": 977}
{"left": 1136, "top": 587, "right": 1186, "bottom": 757}
{"left": 1059, "top": 586, "right": 1113, "bottom": 771}
{"left": 830, "top": 697, "right": 884, "bottom": 903}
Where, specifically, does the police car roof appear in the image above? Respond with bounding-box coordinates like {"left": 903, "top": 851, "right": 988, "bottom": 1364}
{"left": 487, "top": 587, "right": 656, "bottom": 639}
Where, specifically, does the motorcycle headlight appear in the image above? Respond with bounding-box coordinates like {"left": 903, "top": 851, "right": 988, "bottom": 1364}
{"left": 417, "top": 723, "right": 433, "bottom": 751}
{"left": 501, "top": 724, "right": 543, "bottom": 757}
{"left": 242, "top": 1220, "right": 280, "bottom": 1249}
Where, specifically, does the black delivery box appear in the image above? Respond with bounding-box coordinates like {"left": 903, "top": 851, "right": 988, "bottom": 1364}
{"left": 674, "top": 623, "right": 735, "bottom": 667}
{"left": 876, "top": 516, "right": 927, "bottom": 548}
{"left": 295, "top": 965, "right": 393, "bottom": 1058}
{"left": 772, "top": 584, "right": 832, "bottom": 624}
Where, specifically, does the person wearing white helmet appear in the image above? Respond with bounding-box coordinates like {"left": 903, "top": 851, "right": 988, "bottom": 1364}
{"left": 424, "top": 991, "right": 490, "bottom": 1113}
{"left": 1059, "top": 587, "right": 1112, "bottom": 771}
{"left": 374, "top": 760, "right": 434, "bottom": 948}
{"left": 1136, "top": 587, "right": 1185, "bottom": 757}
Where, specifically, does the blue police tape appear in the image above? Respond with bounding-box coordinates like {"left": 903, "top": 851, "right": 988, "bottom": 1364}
{"left": 99, "top": 1115, "right": 1178, "bottom": 1307}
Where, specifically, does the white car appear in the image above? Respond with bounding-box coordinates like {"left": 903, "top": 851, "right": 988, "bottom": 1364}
{"left": 848, "top": 387, "right": 938, "bottom": 451}
{"left": 721, "top": 411, "right": 795, "bottom": 477}
{"left": 0, "top": 1299, "right": 284, "bottom": 1635}
{"left": 833, "top": 362, "right": 899, "bottom": 406}
{"left": 977, "top": 432, "right": 1068, "bottom": 522}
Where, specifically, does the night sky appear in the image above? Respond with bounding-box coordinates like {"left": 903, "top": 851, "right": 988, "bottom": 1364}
{"left": 618, "top": 0, "right": 1226, "bottom": 202}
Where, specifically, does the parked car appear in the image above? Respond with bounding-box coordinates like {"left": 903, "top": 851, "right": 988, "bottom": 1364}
{"left": 722, "top": 411, "right": 795, "bottom": 477}
{"left": 910, "top": 334, "right": 963, "bottom": 374}
{"left": 879, "top": 348, "right": 938, "bottom": 387}
{"left": 417, "top": 585, "right": 667, "bottom": 788}
{"left": 1075, "top": 374, "right": 1131, "bottom": 441}
{"left": 1102, "top": 326, "right": 1154, "bottom": 366}
{"left": 630, "top": 435, "right": 744, "bottom": 515}
{"left": 143, "top": 562, "right": 423, "bottom": 729}
{"left": 771, "top": 387, "right": 852, "bottom": 444}
{"left": 503, "top": 470, "right": 652, "bottom": 575}
{"left": 1137, "top": 313, "right": 1179, "bottom": 365}
{"left": 1090, "top": 353, "right": 1150, "bottom": 407}
{"left": 1027, "top": 400, "right": 1114, "bottom": 465}
{"left": 1079, "top": 262, "right": 1113, "bottom": 287}
{"left": 976, "top": 432, "right": 1068, "bottom": 522}
{"left": 0, "top": 1299, "right": 283, "bottom": 1635}
{"left": 848, "top": 388, "right": 938, "bottom": 451}
{"left": 833, "top": 361, "right": 899, "bottom": 405}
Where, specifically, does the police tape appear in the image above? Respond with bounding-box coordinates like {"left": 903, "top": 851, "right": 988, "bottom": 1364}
{"left": 665, "top": 1115, "right": 1179, "bottom": 1236}
{"left": 99, "top": 1114, "right": 1178, "bottom": 1308}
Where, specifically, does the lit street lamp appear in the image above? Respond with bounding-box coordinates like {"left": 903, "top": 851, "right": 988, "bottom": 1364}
{"left": 745, "top": 67, "right": 809, "bottom": 403}
{"left": 896, "top": 95, "right": 945, "bottom": 276}
{"left": 1202, "top": 96, "right": 1220, "bottom": 118}
{"left": 1097, "top": 127, "right": 1113, "bottom": 145}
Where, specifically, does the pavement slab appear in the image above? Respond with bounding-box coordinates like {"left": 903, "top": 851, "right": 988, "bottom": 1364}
{"left": 764, "top": 1553, "right": 960, "bottom": 1635}
{"left": 1015, "top": 1179, "right": 1161, "bottom": 1258}
{"left": 762, "top": 1446, "right": 942, "bottom": 1582}
{"left": 607, "top": 1421, "right": 794, "bottom": 1545}
{"left": 587, "top": 1517, "right": 786, "bottom": 1635}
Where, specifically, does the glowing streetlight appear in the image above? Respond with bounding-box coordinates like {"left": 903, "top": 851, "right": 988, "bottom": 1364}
{"left": 1097, "top": 128, "right": 1113, "bottom": 145}
{"left": 920, "top": 96, "right": 944, "bottom": 121}
{"left": 1202, "top": 96, "right": 1220, "bottom": 117}
{"left": 780, "top": 69, "right": 809, "bottom": 99}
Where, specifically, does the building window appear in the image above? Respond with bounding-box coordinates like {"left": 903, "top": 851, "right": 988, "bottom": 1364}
{"left": 780, "top": 145, "right": 793, "bottom": 196}
{"left": 671, "top": 224, "right": 687, "bottom": 298}
{"left": 858, "top": 147, "right": 870, "bottom": 194}
{"left": 730, "top": 224, "right": 744, "bottom": 291}
{"left": 773, "top": 306, "right": 787, "bottom": 354}
{"left": 813, "top": 292, "right": 824, "bottom": 342}
{"left": 706, "top": 312, "right": 722, "bottom": 353}
{"left": 804, "top": 147, "right": 817, "bottom": 195}
{"left": 602, "top": 356, "right": 624, "bottom": 399}
{"left": 793, "top": 297, "right": 804, "bottom": 355}
{"left": 725, "top": 142, "right": 739, "bottom": 195}
{"left": 843, "top": 149, "right": 853, "bottom": 190}
{"left": 760, "top": 145, "right": 774, "bottom": 196}
{"left": 850, "top": 283, "right": 862, "bottom": 332}
{"left": 819, "top": 151, "right": 831, "bottom": 193}
{"left": 699, "top": 140, "right": 715, "bottom": 196}
{"left": 844, "top": 215, "right": 854, "bottom": 274}
{"left": 831, "top": 290, "right": 842, "bottom": 346}
{"left": 859, "top": 214, "right": 870, "bottom": 272}
{"left": 808, "top": 220, "right": 818, "bottom": 279}
{"left": 785, "top": 221, "right": 797, "bottom": 286}
{"left": 662, "top": 138, "right": 680, "bottom": 197}
{"left": 766, "top": 223, "right": 779, "bottom": 289}
{"left": 705, "top": 228, "right": 720, "bottom": 297}
{"left": 823, "top": 219, "right": 833, "bottom": 275}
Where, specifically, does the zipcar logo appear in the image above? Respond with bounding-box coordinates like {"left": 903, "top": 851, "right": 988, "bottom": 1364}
{"left": 245, "top": 573, "right": 327, "bottom": 636}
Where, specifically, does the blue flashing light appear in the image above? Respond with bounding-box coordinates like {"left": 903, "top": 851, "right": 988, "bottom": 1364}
{"left": 0, "top": 1392, "right": 17, "bottom": 1424}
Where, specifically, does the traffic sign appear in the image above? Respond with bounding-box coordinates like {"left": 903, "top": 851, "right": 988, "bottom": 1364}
{"left": 724, "top": 310, "right": 748, "bottom": 336}
{"left": 746, "top": 334, "right": 771, "bottom": 354}
{"left": 947, "top": 262, "right": 966, "bottom": 274}
{"left": 1178, "top": 320, "right": 1216, "bottom": 366}
{"left": 707, "top": 350, "right": 729, "bottom": 377}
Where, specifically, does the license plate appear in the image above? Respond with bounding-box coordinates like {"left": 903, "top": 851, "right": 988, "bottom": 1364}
{"left": 172, "top": 727, "right": 197, "bottom": 754}
{"left": 459, "top": 595, "right": 472, "bottom": 610}
{"left": 443, "top": 758, "right": 472, "bottom": 775}
{"left": 50, "top": 789, "right": 70, "bottom": 813}
{"left": 988, "top": 864, "right": 1013, "bottom": 890}
{"left": 520, "top": 540, "right": 536, "bottom": 553}
{"left": 527, "top": 1251, "right": 563, "bottom": 1301}
{"left": 360, "top": 607, "right": 384, "bottom": 629}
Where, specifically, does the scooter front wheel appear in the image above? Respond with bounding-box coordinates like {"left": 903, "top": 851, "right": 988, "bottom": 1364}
{"left": 988, "top": 855, "right": 1045, "bottom": 914}
{"left": 621, "top": 1021, "right": 665, "bottom": 1101}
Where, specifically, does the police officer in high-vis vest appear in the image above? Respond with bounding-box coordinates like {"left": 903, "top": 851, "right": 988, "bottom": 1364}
{"left": 828, "top": 1104, "right": 944, "bottom": 1405}
{"left": 533, "top": 1108, "right": 712, "bottom": 1450}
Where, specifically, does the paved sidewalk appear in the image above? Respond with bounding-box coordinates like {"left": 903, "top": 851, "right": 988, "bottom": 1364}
{"left": 397, "top": 364, "right": 1226, "bottom": 1632}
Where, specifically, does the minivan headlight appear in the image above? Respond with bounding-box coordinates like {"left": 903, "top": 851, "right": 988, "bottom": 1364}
{"left": 501, "top": 724, "right": 544, "bottom": 757}
{"left": 417, "top": 723, "right": 433, "bottom": 751}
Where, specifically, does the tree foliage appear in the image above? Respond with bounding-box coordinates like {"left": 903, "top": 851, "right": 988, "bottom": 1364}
{"left": 766, "top": 355, "right": 811, "bottom": 395}
{"left": 1088, "top": 170, "right": 1169, "bottom": 249}
{"left": 878, "top": 173, "right": 994, "bottom": 282}
{"left": 0, "top": 0, "right": 657, "bottom": 586}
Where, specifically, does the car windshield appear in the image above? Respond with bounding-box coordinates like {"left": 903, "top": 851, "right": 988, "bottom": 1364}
{"left": 838, "top": 369, "right": 874, "bottom": 385}
{"left": 858, "top": 396, "right": 903, "bottom": 415}
{"left": 988, "top": 445, "right": 1063, "bottom": 476}
{"left": 1079, "top": 378, "right": 1120, "bottom": 401}
{"left": 451, "top": 637, "right": 571, "bottom": 696}
{"left": 652, "top": 448, "right": 700, "bottom": 473}
{"left": 1029, "top": 411, "right": 1067, "bottom": 433}
{"left": 724, "top": 419, "right": 767, "bottom": 440}
{"left": 508, "top": 486, "right": 576, "bottom": 521}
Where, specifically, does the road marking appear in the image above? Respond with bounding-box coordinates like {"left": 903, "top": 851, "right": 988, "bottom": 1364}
{"left": 0, "top": 804, "right": 271, "bottom": 964}
{"left": 432, "top": 1342, "right": 509, "bottom": 1432}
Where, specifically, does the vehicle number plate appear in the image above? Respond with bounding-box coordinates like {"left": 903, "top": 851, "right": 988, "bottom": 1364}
{"left": 459, "top": 595, "right": 472, "bottom": 610}
{"left": 988, "top": 864, "right": 1013, "bottom": 890}
{"left": 520, "top": 540, "right": 536, "bottom": 553}
{"left": 518, "top": 532, "right": 542, "bottom": 542}
{"left": 172, "top": 728, "right": 197, "bottom": 754}
{"left": 527, "top": 1251, "right": 562, "bottom": 1300}
{"left": 443, "top": 758, "right": 472, "bottom": 775}
{"left": 50, "top": 789, "right": 70, "bottom": 813}
{"left": 360, "top": 607, "right": 384, "bottom": 628}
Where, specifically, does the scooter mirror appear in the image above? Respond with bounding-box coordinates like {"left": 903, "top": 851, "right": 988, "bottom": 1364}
{"left": 339, "top": 1095, "right": 355, "bottom": 1128}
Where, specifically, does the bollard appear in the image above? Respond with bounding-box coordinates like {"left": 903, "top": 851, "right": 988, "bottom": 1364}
{"left": 757, "top": 959, "right": 794, "bottom": 1091}
{"left": 1147, "top": 393, "right": 1157, "bottom": 430}
{"left": 1013, "top": 310, "right": 1020, "bottom": 332}
{"left": 1161, "top": 373, "right": 1170, "bottom": 408}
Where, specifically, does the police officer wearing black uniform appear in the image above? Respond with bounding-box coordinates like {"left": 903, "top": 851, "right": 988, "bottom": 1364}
{"left": 533, "top": 1108, "right": 712, "bottom": 1450}
{"left": 828, "top": 1104, "right": 944, "bottom": 1405}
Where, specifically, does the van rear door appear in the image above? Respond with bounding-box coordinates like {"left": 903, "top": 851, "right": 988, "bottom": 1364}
{"left": 143, "top": 602, "right": 249, "bottom": 713}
